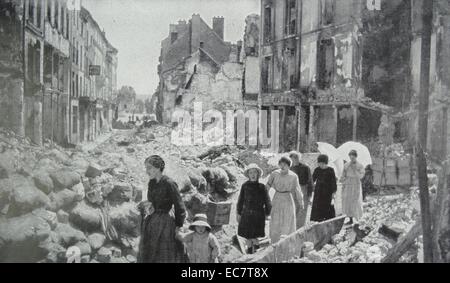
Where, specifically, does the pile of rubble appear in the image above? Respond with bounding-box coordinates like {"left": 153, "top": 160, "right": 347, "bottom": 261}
{"left": 0, "top": 128, "right": 142, "bottom": 263}
{"left": 287, "top": 190, "right": 421, "bottom": 263}
{"left": 0, "top": 125, "right": 265, "bottom": 262}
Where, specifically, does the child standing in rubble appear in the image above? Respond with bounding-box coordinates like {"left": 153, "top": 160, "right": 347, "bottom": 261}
{"left": 236, "top": 164, "right": 272, "bottom": 254}
{"left": 177, "top": 214, "right": 221, "bottom": 263}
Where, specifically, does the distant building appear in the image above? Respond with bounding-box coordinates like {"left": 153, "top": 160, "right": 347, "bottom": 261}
{"left": 74, "top": 6, "right": 118, "bottom": 143}
{"left": 258, "top": 0, "right": 450, "bottom": 154}
{"left": 0, "top": 0, "right": 117, "bottom": 146}
{"left": 157, "top": 14, "right": 244, "bottom": 124}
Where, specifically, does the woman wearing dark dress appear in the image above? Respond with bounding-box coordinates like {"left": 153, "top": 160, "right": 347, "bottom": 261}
{"left": 236, "top": 164, "right": 272, "bottom": 254}
{"left": 310, "top": 154, "right": 337, "bottom": 222}
{"left": 137, "top": 155, "right": 188, "bottom": 263}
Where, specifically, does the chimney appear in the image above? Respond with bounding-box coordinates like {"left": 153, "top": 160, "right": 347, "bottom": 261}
{"left": 212, "top": 17, "right": 224, "bottom": 40}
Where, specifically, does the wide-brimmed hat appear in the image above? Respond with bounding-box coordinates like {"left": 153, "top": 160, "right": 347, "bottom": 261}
{"left": 244, "top": 163, "right": 263, "bottom": 179}
{"left": 189, "top": 214, "right": 211, "bottom": 231}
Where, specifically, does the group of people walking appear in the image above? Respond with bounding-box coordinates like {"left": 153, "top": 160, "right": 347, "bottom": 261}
{"left": 137, "top": 149, "right": 367, "bottom": 262}
{"left": 236, "top": 150, "right": 366, "bottom": 253}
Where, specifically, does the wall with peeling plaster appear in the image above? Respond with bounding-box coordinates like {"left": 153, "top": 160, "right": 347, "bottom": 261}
{"left": 301, "top": 0, "right": 320, "bottom": 33}
{"left": 243, "top": 14, "right": 260, "bottom": 57}
{"left": 244, "top": 56, "right": 260, "bottom": 95}
{"left": 407, "top": 0, "right": 450, "bottom": 157}
{"left": 158, "top": 14, "right": 237, "bottom": 123}
{"left": 159, "top": 48, "right": 245, "bottom": 124}
{"left": 316, "top": 106, "right": 336, "bottom": 144}
{"left": 179, "top": 55, "right": 244, "bottom": 112}
{"left": 300, "top": 34, "right": 318, "bottom": 87}
{"left": 427, "top": 13, "right": 450, "bottom": 159}
{"left": 0, "top": 1, "right": 24, "bottom": 136}
{"left": 361, "top": 0, "right": 412, "bottom": 111}
{"left": 242, "top": 14, "right": 260, "bottom": 97}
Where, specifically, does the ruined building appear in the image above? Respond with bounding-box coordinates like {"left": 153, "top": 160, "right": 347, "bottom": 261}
{"left": 259, "top": 0, "right": 389, "bottom": 152}
{"left": 259, "top": 0, "right": 450, "bottom": 155}
{"left": 156, "top": 14, "right": 244, "bottom": 124}
{"left": 242, "top": 14, "right": 261, "bottom": 107}
{"left": 72, "top": 6, "right": 118, "bottom": 144}
{"left": 0, "top": 0, "right": 118, "bottom": 146}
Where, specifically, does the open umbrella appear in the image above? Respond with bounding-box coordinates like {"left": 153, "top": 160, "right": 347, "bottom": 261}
{"left": 332, "top": 158, "right": 345, "bottom": 180}
{"left": 337, "top": 141, "right": 373, "bottom": 167}
{"left": 316, "top": 142, "right": 344, "bottom": 179}
{"left": 316, "top": 142, "right": 340, "bottom": 162}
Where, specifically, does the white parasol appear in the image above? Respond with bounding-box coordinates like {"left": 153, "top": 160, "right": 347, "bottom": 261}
{"left": 337, "top": 141, "right": 373, "bottom": 167}
{"left": 316, "top": 142, "right": 340, "bottom": 161}
{"left": 316, "top": 142, "right": 344, "bottom": 179}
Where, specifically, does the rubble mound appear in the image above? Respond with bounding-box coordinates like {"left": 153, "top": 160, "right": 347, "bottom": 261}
{"left": 287, "top": 191, "right": 420, "bottom": 263}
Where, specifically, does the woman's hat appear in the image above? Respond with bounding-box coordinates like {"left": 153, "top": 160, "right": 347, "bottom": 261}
{"left": 349, "top": 150, "right": 358, "bottom": 157}
{"left": 244, "top": 163, "right": 263, "bottom": 179}
{"left": 189, "top": 213, "right": 211, "bottom": 231}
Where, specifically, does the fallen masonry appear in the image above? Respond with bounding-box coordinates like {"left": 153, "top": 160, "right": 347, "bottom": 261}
{"left": 236, "top": 216, "right": 346, "bottom": 263}
{"left": 285, "top": 192, "right": 420, "bottom": 263}
{"left": 0, "top": 126, "right": 432, "bottom": 263}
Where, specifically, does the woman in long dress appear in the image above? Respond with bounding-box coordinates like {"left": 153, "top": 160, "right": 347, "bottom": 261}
{"left": 310, "top": 154, "right": 337, "bottom": 222}
{"left": 266, "top": 157, "right": 303, "bottom": 244}
{"left": 236, "top": 163, "right": 272, "bottom": 253}
{"left": 340, "top": 150, "right": 365, "bottom": 224}
{"left": 138, "top": 155, "right": 188, "bottom": 263}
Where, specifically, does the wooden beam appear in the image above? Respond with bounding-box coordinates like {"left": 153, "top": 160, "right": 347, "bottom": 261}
{"left": 308, "top": 105, "right": 315, "bottom": 151}
{"left": 381, "top": 218, "right": 422, "bottom": 263}
{"left": 296, "top": 105, "right": 302, "bottom": 151}
{"left": 236, "top": 216, "right": 346, "bottom": 263}
{"left": 432, "top": 105, "right": 449, "bottom": 262}
{"left": 417, "top": 0, "right": 434, "bottom": 262}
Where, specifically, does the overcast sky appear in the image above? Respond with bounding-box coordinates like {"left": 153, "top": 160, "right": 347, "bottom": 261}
{"left": 82, "top": 0, "right": 260, "bottom": 97}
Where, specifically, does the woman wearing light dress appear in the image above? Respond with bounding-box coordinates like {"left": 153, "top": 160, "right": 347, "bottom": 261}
{"left": 340, "top": 150, "right": 365, "bottom": 224}
{"left": 266, "top": 157, "right": 304, "bottom": 244}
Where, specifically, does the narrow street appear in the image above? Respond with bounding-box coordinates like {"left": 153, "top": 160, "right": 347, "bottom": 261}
{"left": 0, "top": 125, "right": 425, "bottom": 263}
{"left": 1, "top": 0, "right": 449, "bottom": 265}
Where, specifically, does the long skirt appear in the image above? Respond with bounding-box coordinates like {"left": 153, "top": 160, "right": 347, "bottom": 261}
{"left": 137, "top": 212, "right": 188, "bottom": 263}
{"left": 238, "top": 208, "right": 266, "bottom": 239}
{"left": 310, "top": 185, "right": 335, "bottom": 222}
{"left": 269, "top": 192, "right": 296, "bottom": 244}
{"left": 341, "top": 179, "right": 364, "bottom": 220}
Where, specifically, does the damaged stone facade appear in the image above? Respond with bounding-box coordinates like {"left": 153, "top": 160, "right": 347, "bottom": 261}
{"left": 74, "top": 7, "right": 118, "bottom": 144}
{"left": 361, "top": 0, "right": 450, "bottom": 159}
{"left": 157, "top": 14, "right": 245, "bottom": 124}
{"left": 0, "top": 0, "right": 25, "bottom": 137}
{"left": 0, "top": 0, "right": 118, "bottom": 147}
{"left": 242, "top": 14, "right": 260, "bottom": 105}
{"left": 419, "top": 0, "right": 450, "bottom": 160}
{"left": 260, "top": 0, "right": 377, "bottom": 152}
{"left": 258, "top": 0, "right": 450, "bottom": 153}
